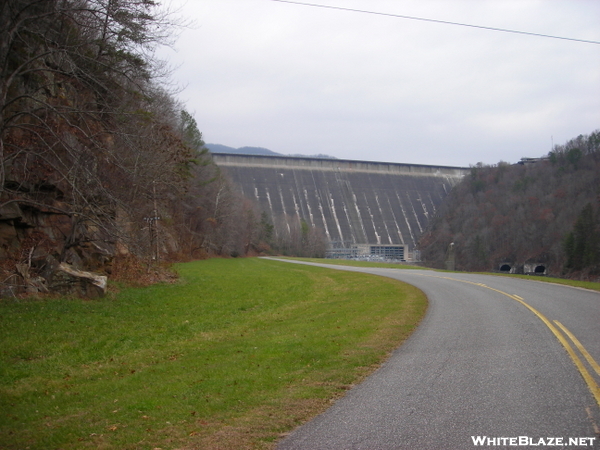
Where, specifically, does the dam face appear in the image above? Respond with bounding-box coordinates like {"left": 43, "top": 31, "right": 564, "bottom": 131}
{"left": 212, "top": 154, "right": 468, "bottom": 258}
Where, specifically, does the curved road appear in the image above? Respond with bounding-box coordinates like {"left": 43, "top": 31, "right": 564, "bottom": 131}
{"left": 273, "top": 261, "right": 600, "bottom": 450}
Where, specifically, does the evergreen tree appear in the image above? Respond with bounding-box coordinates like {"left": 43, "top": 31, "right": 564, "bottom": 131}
{"left": 564, "top": 203, "right": 600, "bottom": 272}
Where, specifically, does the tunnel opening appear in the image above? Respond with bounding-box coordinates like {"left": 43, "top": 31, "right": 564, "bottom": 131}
{"left": 534, "top": 265, "right": 546, "bottom": 274}
{"left": 499, "top": 264, "right": 511, "bottom": 272}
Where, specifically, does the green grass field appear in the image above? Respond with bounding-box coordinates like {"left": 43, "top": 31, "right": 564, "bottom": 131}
{"left": 0, "top": 258, "right": 427, "bottom": 449}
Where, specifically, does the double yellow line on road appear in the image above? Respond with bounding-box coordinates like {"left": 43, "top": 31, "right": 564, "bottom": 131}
{"left": 426, "top": 275, "right": 600, "bottom": 407}
{"left": 507, "top": 292, "right": 600, "bottom": 408}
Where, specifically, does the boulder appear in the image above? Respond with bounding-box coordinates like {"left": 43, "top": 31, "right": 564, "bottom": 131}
{"left": 0, "top": 202, "right": 23, "bottom": 221}
{"left": 49, "top": 263, "right": 108, "bottom": 298}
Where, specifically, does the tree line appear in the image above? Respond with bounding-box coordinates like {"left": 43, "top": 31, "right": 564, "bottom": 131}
{"left": 418, "top": 130, "right": 600, "bottom": 279}
{"left": 0, "top": 0, "right": 325, "bottom": 295}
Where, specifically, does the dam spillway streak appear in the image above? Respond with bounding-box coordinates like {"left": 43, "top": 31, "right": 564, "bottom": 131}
{"left": 291, "top": 170, "right": 307, "bottom": 222}
{"left": 311, "top": 171, "right": 331, "bottom": 241}
{"left": 351, "top": 191, "right": 368, "bottom": 245}
{"left": 383, "top": 192, "right": 404, "bottom": 245}
{"left": 212, "top": 154, "right": 468, "bottom": 257}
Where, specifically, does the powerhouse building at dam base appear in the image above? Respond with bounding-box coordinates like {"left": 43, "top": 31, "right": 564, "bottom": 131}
{"left": 212, "top": 153, "right": 469, "bottom": 261}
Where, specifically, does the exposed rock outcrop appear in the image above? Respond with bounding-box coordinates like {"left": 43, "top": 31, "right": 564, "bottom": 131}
{"left": 0, "top": 201, "right": 113, "bottom": 298}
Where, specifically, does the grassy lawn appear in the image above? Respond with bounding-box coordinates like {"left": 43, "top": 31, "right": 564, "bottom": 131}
{"left": 0, "top": 258, "right": 427, "bottom": 450}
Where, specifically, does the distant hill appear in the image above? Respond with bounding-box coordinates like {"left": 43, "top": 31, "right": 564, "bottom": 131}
{"left": 207, "top": 144, "right": 337, "bottom": 160}
{"left": 206, "top": 144, "right": 281, "bottom": 156}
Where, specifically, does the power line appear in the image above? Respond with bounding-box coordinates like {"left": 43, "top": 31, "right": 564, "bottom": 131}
{"left": 270, "top": 0, "right": 600, "bottom": 45}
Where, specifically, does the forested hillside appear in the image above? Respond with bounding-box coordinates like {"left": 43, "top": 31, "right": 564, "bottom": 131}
{"left": 0, "top": 0, "right": 313, "bottom": 297}
{"left": 418, "top": 131, "right": 600, "bottom": 280}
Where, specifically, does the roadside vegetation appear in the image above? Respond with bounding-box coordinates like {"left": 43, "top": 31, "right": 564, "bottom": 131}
{"left": 0, "top": 258, "right": 426, "bottom": 449}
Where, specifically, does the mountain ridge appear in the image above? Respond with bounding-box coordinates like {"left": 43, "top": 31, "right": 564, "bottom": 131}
{"left": 206, "top": 143, "right": 336, "bottom": 160}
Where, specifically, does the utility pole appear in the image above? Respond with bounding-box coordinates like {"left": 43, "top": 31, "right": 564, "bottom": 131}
{"left": 144, "top": 181, "right": 161, "bottom": 271}
{"left": 153, "top": 180, "right": 160, "bottom": 263}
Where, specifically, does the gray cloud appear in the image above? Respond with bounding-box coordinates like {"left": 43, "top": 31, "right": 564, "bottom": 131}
{"left": 159, "top": 0, "right": 600, "bottom": 166}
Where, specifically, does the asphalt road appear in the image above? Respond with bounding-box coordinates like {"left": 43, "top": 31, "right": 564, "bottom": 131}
{"left": 273, "top": 260, "right": 600, "bottom": 450}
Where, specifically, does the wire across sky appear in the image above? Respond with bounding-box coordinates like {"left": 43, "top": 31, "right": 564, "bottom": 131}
{"left": 271, "top": 0, "right": 600, "bottom": 45}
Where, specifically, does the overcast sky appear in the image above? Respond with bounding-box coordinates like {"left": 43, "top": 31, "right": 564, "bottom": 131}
{"left": 157, "top": 0, "right": 600, "bottom": 167}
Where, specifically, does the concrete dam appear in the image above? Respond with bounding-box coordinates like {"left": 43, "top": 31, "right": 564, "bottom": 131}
{"left": 212, "top": 154, "right": 469, "bottom": 260}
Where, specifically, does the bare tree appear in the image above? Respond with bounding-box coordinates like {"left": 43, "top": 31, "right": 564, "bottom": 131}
{"left": 0, "top": 0, "right": 198, "bottom": 293}
{"left": 418, "top": 130, "right": 600, "bottom": 277}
